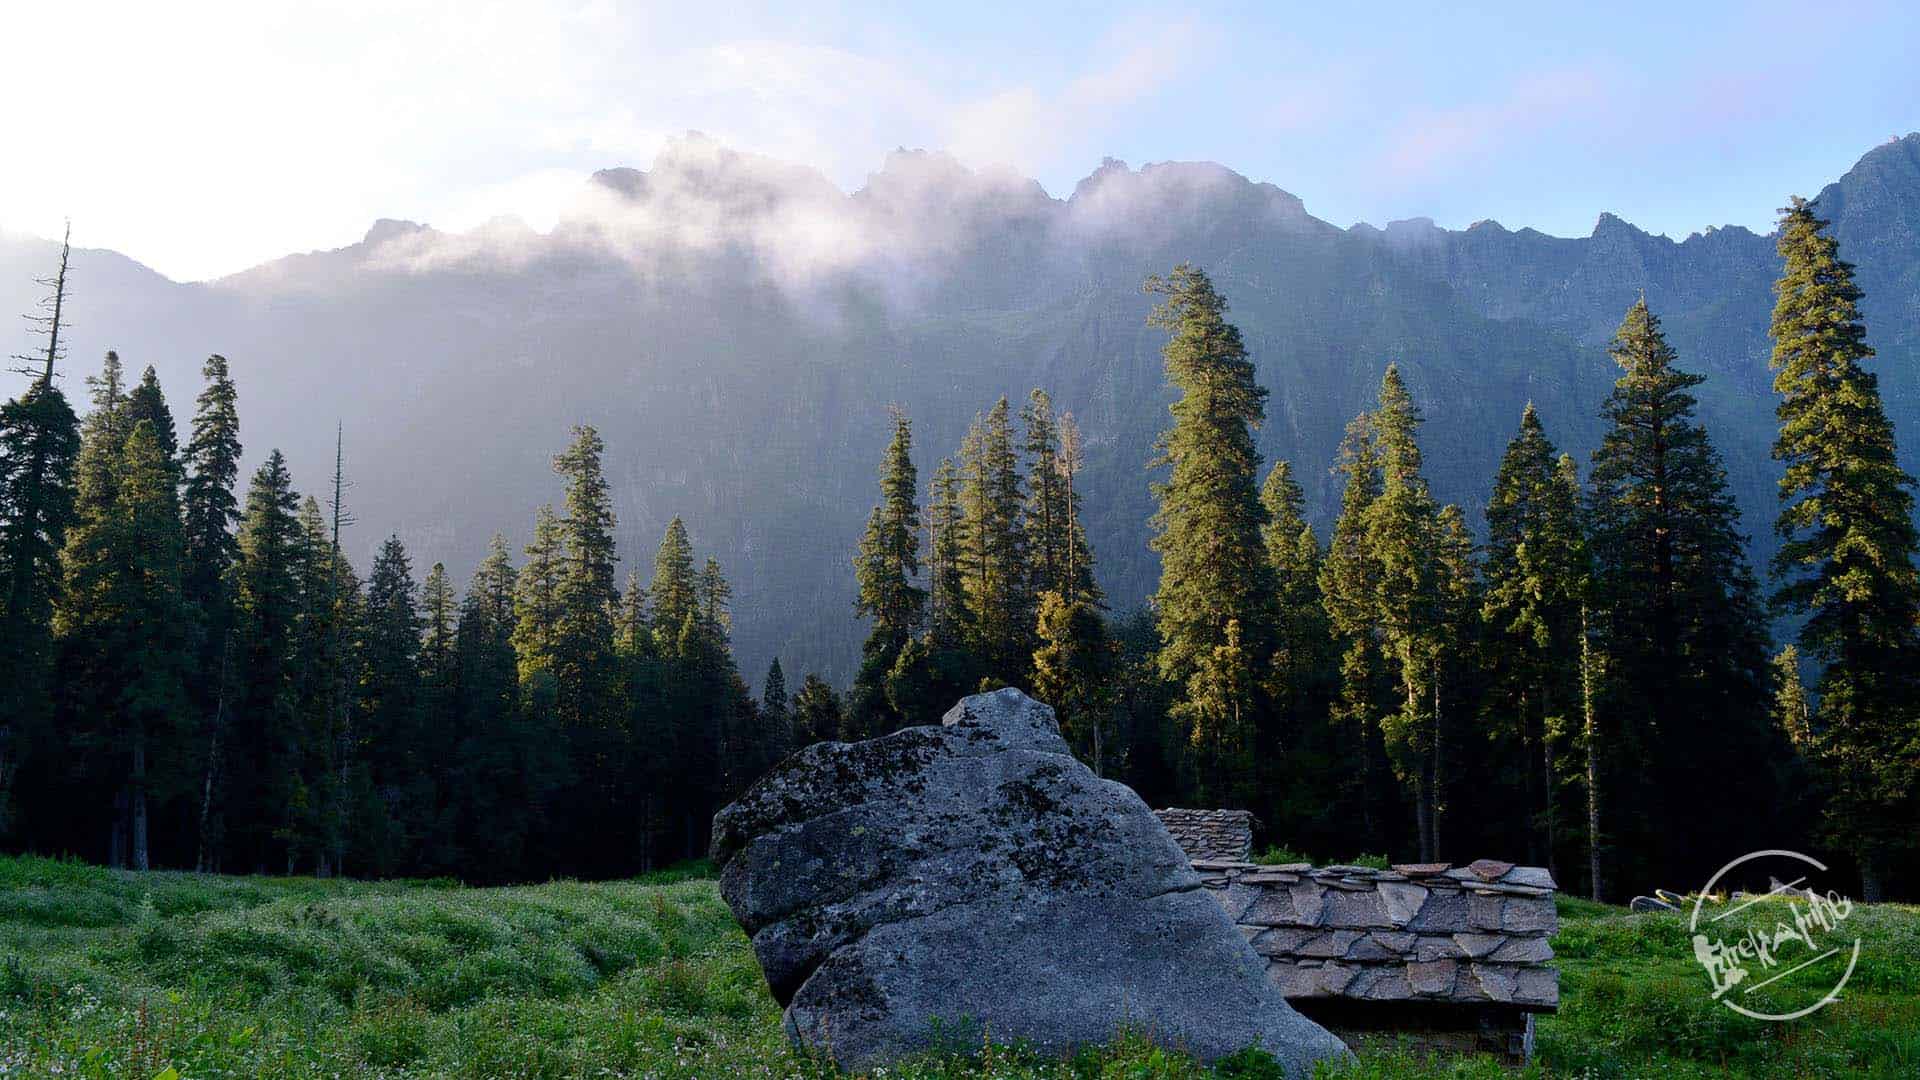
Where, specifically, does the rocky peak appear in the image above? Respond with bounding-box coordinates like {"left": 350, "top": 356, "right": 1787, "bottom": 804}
{"left": 362, "top": 218, "right": 431, "bottom": 246}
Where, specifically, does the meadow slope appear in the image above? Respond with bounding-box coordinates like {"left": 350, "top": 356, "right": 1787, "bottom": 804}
{"left": 0, "top": 855, "right": 1914, "bottom": 1078}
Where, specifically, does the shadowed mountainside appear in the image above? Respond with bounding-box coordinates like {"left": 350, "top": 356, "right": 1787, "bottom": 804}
{"left": 5, "top": 132, "right": 1918, "bottom": 682}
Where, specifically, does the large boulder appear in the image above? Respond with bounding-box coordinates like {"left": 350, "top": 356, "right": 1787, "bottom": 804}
{"left": 710, "top": 688, "right": 1352, "bottom": 1074}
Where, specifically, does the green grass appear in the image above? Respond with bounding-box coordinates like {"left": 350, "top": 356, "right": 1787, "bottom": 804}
{"left": 0, "top": 855, "right": 1914, "bottom": 1078}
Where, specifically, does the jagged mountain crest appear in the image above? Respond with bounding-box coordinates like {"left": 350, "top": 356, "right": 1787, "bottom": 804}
{"left": 4, "top": 134, "right": 1918, "bottom": 683}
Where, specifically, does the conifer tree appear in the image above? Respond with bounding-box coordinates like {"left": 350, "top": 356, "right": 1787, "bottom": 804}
{"left": 290, "top": 496, "right": 354, "bottom": 874}
{"left": 1588, "top": 299, "right": 1775, "bottom": 887}
{"left": 550, "top": 426, "right": 619, "bottom": 729}
{"left": 55, "top": 420, "right": 192, "bottom": 869}
{"left": 1562, "top": 453, "right": 1608, "bottom": 902}
{"left": 959, "top": 398, "right": 1031, "bottom": 683}
{"left": 179, "top": 355, "right": 242, "bottom": 867}
{"left": 924, "top": 456, "right": 972, "bottom": 649}
{"left": 1363, "top": 365, "right": 1455, "bottom": 861}
{"left": 422, "top": 563, "right": 456, "bottom": 689}
{"left": 1053, "top": 411, "right": 1100, "bottom": 607}
{"left": 412, "top": 560, "right": 459, "bottom": 869}
{"left": 1483, "top": 405, "right": 1588, "bottom": 873}
{"left": 182, "top": 357, "right": 242, "bottom": 608}
{"left": 357, "top": 534, "right": 423, "bottom": 873}
{"left": 1257, "top": 457, "right": 1343, "bottom": 847}
{"left": 73, "top": 353, "right": 129, "bottom": 526}
{"left": 124, "top": 366, "right": 179, "bottom": 465}
{"left": 649, "top": 517, "right": 698, "bottom": 658}
{"left": 1144, "top": 264, "right": 1277, "bottom": 805}
{"left": 452, "top": 535, "right": 558, "bottom": 877}
{"left": 883, "top": 635, "right": 943, "bottom": 728}
{"left": 512, "top": 506, "right": 564, "bottom": 682}
{"left": 615, "top": 570, "right": 652, "bottom": 660}
{"left": 1321, "top": 413, "right": 1395, "bottom": 851}
{"left": 1768, "top": 198, "right": 1920, "bottom": 899}
{"left": 1033, "top": 590, "right": 1118, "bottom": 773}
{"left": 759, "top": 657, "right": 791, "bottom": 763}
{"left": 1261, "top": 460, "right": 1332, "bottom": 740}
{"left": 1772, "top": 646, "right": 1813, "bottom": 752}
{"left": 231, "top": 451, "right": 303, "bottom": 871}
{"left": 851, "top": 408, "right": 924, "bottom": 735}
{"left": 1021, "top": 390, "right": 1068, "bottom": 598}
{"left": 0, "top": 235, "right": 81, "bottom": 837}
{"left": 790, "top": 674, "right": 844, "bottom": 747}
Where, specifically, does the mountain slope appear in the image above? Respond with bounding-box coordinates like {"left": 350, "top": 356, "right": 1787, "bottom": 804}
{"left": 4, "top": 133, "right": 1917, "bottom": 683}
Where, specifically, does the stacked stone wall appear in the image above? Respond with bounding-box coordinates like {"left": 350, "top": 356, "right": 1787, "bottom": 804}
{"left": 1153, "top": 808, "right": 1254, "bottom": 862}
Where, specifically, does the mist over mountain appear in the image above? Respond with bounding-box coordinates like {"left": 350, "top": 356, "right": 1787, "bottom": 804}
{"left": 5, "top": 131, "right": 1918, "bottom": 684}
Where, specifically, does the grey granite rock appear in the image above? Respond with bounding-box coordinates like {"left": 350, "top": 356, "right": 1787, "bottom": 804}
{"left": 712, "top": 689, "right": 1350, "bottom": 1075}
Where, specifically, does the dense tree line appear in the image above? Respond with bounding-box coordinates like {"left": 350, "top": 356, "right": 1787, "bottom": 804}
{"left": 0, "top": 236, "right": 771, "bottom": 879}
{"left": 5, "top": 199, "right": 1916, "bottom": 898}
{"left": 826, "top": 205, "right": 1915, "bottom": 900}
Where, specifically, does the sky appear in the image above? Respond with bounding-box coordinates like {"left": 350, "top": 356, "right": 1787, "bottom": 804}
{"left": 3, "top": 0, "right": 1916, "bottom": 282}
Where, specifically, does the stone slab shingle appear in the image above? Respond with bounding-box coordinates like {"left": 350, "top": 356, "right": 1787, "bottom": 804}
{"left": 1155, "top": 811, "right": 1558, "bottom": 1013}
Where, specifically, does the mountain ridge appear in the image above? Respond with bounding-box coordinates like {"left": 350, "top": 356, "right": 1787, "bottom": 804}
{"left": 5, "top": 134, "right": 1918, "bottom": 683}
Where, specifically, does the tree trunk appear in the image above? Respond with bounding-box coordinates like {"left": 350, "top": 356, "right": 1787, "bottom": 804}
{"left": 1581, "top": 605, "right": 1606, "bottom": 903}
{"left": 1410, "top": 768, "right": 1432, "bottom": 863}
{"left": 197, "top": 636, "right": 232, "bottom": 874}
{"left": 130, "top": 732, "right": 149, "bottom": 872}
{"left": 1430, "top": 655, "right": 1444, "bottom": 861}
{"left": 1540, "top": 717, "right": 1556, "bottom": 883}
{"left": 1519, "top": 688, "right": 1539, "bottom": 866}
{"left": 1860, "top": 859, "right": 1885, "bottom": 904}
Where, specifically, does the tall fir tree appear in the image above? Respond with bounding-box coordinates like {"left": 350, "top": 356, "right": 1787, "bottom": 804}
{"left": 55, "top": 419, "right": 192, "bottom": 869}
{"left": 1483, "top": 405, "right": 1589, "bottom": 876}
{"left": 356, "top": 534, "right": 423, "bottom": 874}
{"left": 850, "top": 408, "right": 925, "bottom": 737}
{"left": 72, "top": 353, "right": 129, "bottom": 532}
{"left": 124, "top": 366, "right": 179, "bottom": 466}
{"left": 1260, "top": 460, "right": 1332, "bottom": 736}
{"left": 958, "top": 398, "right": 1031, "bottom": 685}
{"left": 1016, "top": 395, "right": 1101, "bottom": 610}
{"left": 759, "top": 657, "right": 791, "bottom": 766}
{"left": 1321, "top": 413, "right": 1396, "bottom": 852}
{"left": 230, "top": 451, "right": 303, "bottom": 872}
{"left": 290, "top": 496, "right": 355, "bottom": 875}
{"left": 1587, "top": 299, "right": 1776, "bottom": 889}
{"left": 550, "top": 426, "right": 619, "bottom": 729}
{"left": 452, "top": 535, "right": 561, "bottom": 879}
{"left": 924, "top": 457, "right": 969, "bottom": 647}
{"left": 179, "top": 355, "right": 242, "bottom": 869}
{"left": 1363, "top": 365, "right": 1456, "bottom": 861}
{"left": 1768, "top": 198, "right": 1920, "bottom": 899}
{"left": 0, "top": 234, "right": 81, "bottom": 839}
{"left": 648, "top": 518, "right": 698, "bottom": 658}
{"left": 1033, "top": 589, "right": 1118, "bottom": 774}
{"left": 790, "top": 673, "right": 845, "bottom": 747}
{"left": 512, "top": 505, "right": 564, "bottom": 683}
{"left": 1144, "top": 264, "right": 1277, "bottom": 807}
{"left": 1053, "top": 410, "right": 1100, "bottom": 607}
{"left": 1259, "top": 458, "right": 1343, "bottom": 849}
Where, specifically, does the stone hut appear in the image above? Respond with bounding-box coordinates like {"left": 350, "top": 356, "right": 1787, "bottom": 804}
{"left": 1155, "top": 811, "right": 1558, "bottom": 1066}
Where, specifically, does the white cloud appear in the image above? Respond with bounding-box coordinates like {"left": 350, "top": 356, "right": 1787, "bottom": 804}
{"left": 0, "top": 2, "right": 1207, "bottom": 281}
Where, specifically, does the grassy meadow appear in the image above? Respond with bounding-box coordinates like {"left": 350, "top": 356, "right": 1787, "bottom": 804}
{"left": 0, "top": 855, "right": 1915, "bottom": 1078}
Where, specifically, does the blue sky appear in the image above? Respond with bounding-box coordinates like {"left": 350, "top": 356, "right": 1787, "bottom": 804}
{"left": 3, "top": 1, "right": 1915, "bottom": 280}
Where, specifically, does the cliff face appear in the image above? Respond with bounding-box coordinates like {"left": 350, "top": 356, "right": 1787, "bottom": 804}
{"left": 4, "top": 134, "right": 1917, "bottom": 682}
